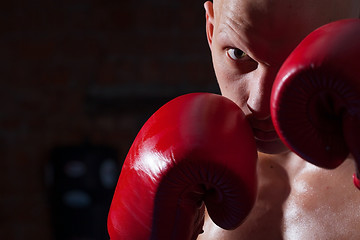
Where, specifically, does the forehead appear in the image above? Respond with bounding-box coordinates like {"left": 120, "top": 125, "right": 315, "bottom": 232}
{"left": 213, "top": 0, "right": 340, "bottom": 64}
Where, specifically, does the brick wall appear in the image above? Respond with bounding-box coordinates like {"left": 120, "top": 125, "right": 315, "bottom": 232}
{"left": 0, "top": 0, "right": 218, "bottom": 239}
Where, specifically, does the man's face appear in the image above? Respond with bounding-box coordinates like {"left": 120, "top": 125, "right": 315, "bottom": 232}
{"left": 205, "top": 0, "right": 359, "bottom": 154}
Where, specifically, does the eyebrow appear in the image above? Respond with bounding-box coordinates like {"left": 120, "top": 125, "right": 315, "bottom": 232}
{"left": 217, "top": 14, "right": 253, "bottom": 54}
{"left": 217, "top": 16, "right": 273, "bottom": 66}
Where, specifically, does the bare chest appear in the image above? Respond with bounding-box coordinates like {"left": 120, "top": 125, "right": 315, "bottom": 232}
{"left": 198, "top": 155, "right": 360, "bottom": 240}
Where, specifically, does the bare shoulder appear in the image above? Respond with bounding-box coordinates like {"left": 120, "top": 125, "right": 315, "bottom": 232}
{"left": 197, "top": 153, "right": 360, "bottom": 240}
{"left": 283, "top": 155, "right": 360, "bottom": 239}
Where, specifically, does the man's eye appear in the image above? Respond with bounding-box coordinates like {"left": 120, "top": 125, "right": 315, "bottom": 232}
{"left": 226, "top": 48, "right": 247, "bottom": 60}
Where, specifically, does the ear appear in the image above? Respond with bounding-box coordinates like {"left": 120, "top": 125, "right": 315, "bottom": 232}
{"left": 204, "top": 1, "right": 215, "bottom": 50}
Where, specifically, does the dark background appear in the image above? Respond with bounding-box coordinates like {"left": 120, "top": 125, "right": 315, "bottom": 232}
{"left": 0, "top": 0, "right": 218, "bottom": 239}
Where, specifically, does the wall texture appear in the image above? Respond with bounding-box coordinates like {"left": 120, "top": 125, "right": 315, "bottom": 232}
{"left": 0, "top": 0, "right": 218, "bottom": 239}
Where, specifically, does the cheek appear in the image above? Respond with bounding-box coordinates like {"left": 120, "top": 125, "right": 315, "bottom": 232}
{"left": 212, "top": 58, "right": 250, "bottom": 111}
{"left": 215, "top": 70, "right": 250, "bottom": 114}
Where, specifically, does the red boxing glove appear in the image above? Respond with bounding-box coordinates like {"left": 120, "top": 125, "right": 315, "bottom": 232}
{"left": 108, "top": 93, "right": 258, "bottom": 240}
{"left": 271, "top": 19, "right": 360, "bottom": 189}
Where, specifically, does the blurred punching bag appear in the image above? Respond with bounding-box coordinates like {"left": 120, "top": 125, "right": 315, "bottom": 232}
{"left": 46, "top": 143, "right": 120, "bottom": 240}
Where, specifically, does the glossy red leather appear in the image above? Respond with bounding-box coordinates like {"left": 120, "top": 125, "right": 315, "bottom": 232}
{"left": 108, "top": 93, "right": 258, "bottom": 239}
{"left": 271, "top": 19, "right": 360, "bottom": 188}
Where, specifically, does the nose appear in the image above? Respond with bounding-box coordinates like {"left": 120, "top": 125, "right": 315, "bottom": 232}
{"left": 247, "top": 65, "right": 277, "bottom": 120}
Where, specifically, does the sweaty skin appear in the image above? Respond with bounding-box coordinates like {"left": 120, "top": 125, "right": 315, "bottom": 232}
{"left": 198, "top": 0, "right": 360, "bottom": 239}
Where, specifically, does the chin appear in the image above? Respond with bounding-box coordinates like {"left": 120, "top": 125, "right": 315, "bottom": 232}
{"left": 255, "top": 138, "right": 290, "bottom": 155}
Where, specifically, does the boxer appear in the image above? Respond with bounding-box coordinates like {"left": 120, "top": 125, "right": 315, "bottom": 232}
{"left": 199, "top": 0, "right": 360, "bottom": 239}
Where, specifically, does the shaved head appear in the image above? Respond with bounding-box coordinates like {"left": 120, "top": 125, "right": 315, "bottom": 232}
{"left": 205, "top": 0, "right": 360, "bottom": 153}
{"left": 208, "top": 0, "right": 360, "bottom": 71}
